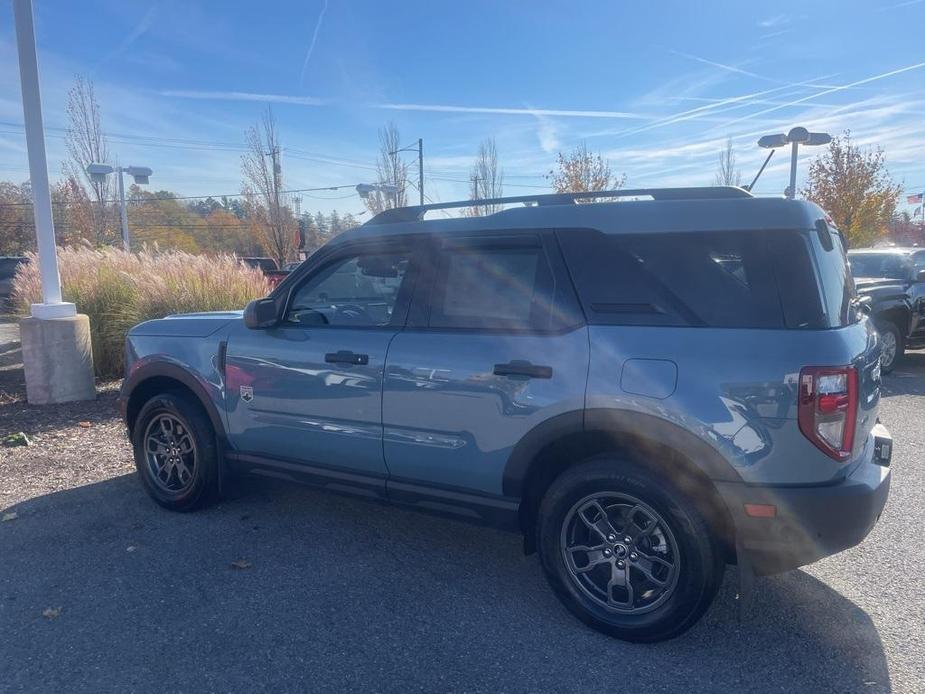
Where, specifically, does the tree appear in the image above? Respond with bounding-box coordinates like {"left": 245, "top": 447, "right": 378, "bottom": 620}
{"left": 52, "top": 177, "right": 96, "bottom": 246}
{"left": 713, "top": 137, "right": 742, "bottom": 187}
{"left": 467, "top": 138, "right": 504, "bottom": 216}
{"left": 63, "top": 75, "right": 118, "bottom": 245}
{"left": 240, "top": 107, "right": 298, "bottom": 267}
{"left": 548, "top": 143, "right": 624, "bottom": 200}
{"left": 802, "top": 131, "right": 902, "bottom": 247}
{"left": 365, "top": 122, "right": 408, "bottom": 214}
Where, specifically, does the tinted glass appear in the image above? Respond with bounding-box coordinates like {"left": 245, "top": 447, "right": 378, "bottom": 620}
{"left": 811, "top": 228, "right": 856, "bottom": 327}
{"left": 286, "top": 252, "right": 408, "bottom": 326}
{"left": 557, "top": 229, "right": 782, "bottom": 328}
{"left": 848, "top": 252, "right": 911, "bottom": 280}
{"left": 428, "top": 242, "right": 558, "bottom": 329}
{"left": 767, "top": 231, "right": 828, "bottom": 329}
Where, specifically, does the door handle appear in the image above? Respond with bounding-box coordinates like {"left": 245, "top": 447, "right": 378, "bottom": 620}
{"left": 493, "top": 361, "right": 553, "bottom": 379}
{"left": 325, "top": 350, "right": 369, "bottom": 366}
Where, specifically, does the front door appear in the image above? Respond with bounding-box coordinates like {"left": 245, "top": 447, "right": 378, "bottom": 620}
{"left": 224, "top": 241, "right": 417, "bottom": 489}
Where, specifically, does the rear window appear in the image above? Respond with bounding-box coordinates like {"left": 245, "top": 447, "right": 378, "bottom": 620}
{"left": 848, "top": 252, "right": 911, "bottom": 280}
{"left": 557, "top": 229, "right": 783, "bottom": 328}
{"left": 557, "top": 228, "right": 856, "bottom": 329}
{"left": 809, "top": 225, "right": 855, "bottom": 327}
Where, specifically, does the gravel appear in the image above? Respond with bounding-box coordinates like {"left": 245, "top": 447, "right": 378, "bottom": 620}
{"left": 1, "top": 320, "right": 923, "bottom": 693}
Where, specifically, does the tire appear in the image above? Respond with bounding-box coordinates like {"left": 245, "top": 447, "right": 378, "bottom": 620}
{"left": 132, "top": 392, "right": 220, "bottom": 511}
{"left": 536, "top": 457, "right": 724, "bottom": 642}
{"left": 876, "top": 321, "right": 904, "bottom": 374}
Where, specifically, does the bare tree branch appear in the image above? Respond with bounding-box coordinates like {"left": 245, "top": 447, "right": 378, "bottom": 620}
{"left": 240, "top": 107, "right": 297, "bottom": 267}
{"left": 365, "top": 122, "right": 408, "bottom": 214}
{"left": 713, "top": 137, "right": 743, "bottom": 187}
{"left": 467, "top": 138, "right": 504, "bottom": 216}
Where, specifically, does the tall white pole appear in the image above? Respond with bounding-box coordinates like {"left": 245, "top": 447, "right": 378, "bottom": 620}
{"left": 787, "top": 141, "right": 799, "bottom": 200}
{"left": 12, "top": 0, "right": 75, "bottom": 318}
{"left": 117, "top": 167, "right": 130, "bottom": 251}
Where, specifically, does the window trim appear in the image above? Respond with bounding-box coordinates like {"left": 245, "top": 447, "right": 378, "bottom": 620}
{"left": 279, "top": 239, "right": 420, "bottom": 331}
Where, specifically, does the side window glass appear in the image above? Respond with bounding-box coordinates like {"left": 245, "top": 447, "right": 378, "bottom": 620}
{"left": 428, "top": 243, "right": 554, "bottom": 329}
{"left": 286, "top": 252, "right": 409, "bottom": 327}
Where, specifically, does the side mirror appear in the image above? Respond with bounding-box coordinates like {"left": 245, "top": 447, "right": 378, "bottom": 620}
{"left": 916, "top": 269, "right": 925, "bottom": 283}
{"left": 243, "top": 298, "right": 279, "bottom": 329}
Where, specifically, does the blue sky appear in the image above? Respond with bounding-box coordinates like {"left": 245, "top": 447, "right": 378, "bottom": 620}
{"left": 1, "top": 0, "right": 924, "bottom": 217}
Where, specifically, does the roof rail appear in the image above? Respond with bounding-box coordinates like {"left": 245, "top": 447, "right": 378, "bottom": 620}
{"left": 365, "top": 186, "right": 753, "bottom": 224}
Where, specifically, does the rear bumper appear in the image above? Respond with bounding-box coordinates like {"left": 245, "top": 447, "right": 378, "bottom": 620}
{"left": 716, "top": 425, "right": 892, "bottom": 575}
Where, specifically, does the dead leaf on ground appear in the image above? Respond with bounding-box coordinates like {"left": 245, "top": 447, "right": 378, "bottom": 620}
{"left": 78, "top": 421, "right": 92, "bottom": 428}
{"left": 2, "top": 512, "right": 17, "bottom": 522}
{"left": 42, "top": 607, "right": 61, "bottom": 619}
{"left": 230, "top": 559, "right": 252, "bottom": 570}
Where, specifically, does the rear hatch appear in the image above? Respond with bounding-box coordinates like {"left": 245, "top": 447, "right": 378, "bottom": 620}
{"left": 773, "top": 222, "right": 881, "bottom": 463}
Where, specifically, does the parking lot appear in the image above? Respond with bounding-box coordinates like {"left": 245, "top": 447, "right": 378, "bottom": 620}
{"left": 1, "top": 320, "right": 923, "bottom": 692}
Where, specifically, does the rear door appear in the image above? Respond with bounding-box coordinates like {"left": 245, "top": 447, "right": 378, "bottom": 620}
{"left": 224, "top": 239, "right": 419, "bottom": 488}
{"left": 382, "top": 230, "right": 588, "bottom": 502}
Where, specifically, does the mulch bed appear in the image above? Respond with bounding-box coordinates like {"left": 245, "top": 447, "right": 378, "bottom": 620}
{"left": 1, "top": 316, "right": 133, "bottom": 510}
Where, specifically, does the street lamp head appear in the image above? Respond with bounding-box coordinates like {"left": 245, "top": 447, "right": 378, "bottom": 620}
{"left": 125, "top": 166, "right": 152, "bottom": 184}
{"left": 758, "top": 133, "right": 788, "bottom": 149}
{"left": 356, "top": 183, "right": 400, "bottom": 200}
{"left": 86, "top": 162, "right": 114, "bottom": 183}
{"left": 787, "top": 126, "right": 811, "bottom": 144}
{"left": 805, "top": 132, "right": 832, "bottom": 146}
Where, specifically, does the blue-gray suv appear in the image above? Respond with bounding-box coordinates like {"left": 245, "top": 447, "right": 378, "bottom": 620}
{"left": 120, "top": 187, "right": 892, "bottom": 642}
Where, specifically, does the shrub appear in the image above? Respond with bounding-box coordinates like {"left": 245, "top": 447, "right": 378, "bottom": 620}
{"left": 11, "top": 246, "right": 270, "bottom": 378}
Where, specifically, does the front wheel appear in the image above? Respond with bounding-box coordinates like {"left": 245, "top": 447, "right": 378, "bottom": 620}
{"left": 132, "top": 392, "right": 220, "bottom": 511}
{"left": 876, "top": 321, "right": 904, "bottom": 374}
{"left": 536, "top": 458, "right": 724, "bottom": 642}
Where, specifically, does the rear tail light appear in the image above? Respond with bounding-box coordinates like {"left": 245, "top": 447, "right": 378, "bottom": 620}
{"left": 798, "top": 366, "right": 858, "bottom": 461}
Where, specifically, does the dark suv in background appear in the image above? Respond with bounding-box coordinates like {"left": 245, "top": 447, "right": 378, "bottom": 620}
{"left": 849, "top": 247, "right": 925, "bottom": 372}
{"left": 120, "top": 187, "right": 892, "bottom": 642}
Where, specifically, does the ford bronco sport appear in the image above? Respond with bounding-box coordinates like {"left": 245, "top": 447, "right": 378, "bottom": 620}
{"left": 120, "top": 187, "right": 892, "bottom": 642}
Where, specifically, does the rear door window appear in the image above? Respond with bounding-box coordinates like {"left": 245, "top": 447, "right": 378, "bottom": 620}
{"left": 557, "top": 229, "right": 783, "bottom": 328}
{"left": 426, "top": 234, "right": 581, "bottom": 331}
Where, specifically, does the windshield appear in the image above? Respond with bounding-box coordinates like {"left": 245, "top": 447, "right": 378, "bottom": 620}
{"left": 848, "top": 252, "right": 910, "bottom": 280}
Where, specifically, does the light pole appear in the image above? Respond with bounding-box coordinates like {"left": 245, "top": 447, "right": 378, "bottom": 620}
{"left": 758, "top": 127, "right": 831, "bottom": 199}
{"left": 13, "top": 0, "right": 95, "bottom": 403}
{"left": 87, "top": 164, "right": 153, "bottom": 251}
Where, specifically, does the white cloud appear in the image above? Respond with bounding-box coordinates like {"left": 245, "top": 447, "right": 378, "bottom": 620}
{"left": 159, "top": 90, "right": 330, "bottom": 106}
{"left": 759, "top": 14, "right": 790, "bottom": 28}
{"left": 375, "top": 103, "right": 649, "bottom": 119}
{"left": 300, "top": 0, "right": 329, "bottom": 85}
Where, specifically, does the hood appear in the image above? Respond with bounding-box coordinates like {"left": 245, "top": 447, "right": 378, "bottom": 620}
{"left": 129, "top": 310, "right": 243, "bottom": 337}
{"left": 854, "top": 276, "right": 906, "bottom": 291}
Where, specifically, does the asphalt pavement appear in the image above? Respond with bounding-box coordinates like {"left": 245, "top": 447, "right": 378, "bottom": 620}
{"left": 1, "top": 349, "right": 923, "bottom": 693}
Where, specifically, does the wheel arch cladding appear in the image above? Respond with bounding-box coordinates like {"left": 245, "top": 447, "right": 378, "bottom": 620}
{"left": 505, "top": 409, "right": 739, "bottom": 559}
{"left": 124, "top": 363, "right": 225, "bottom": 443}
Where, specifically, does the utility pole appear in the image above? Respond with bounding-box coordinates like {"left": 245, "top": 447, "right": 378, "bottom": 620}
{"left": 117, "top": 167, "right": 129, "bottom": 251}
{"left": 417, "top": 138, "right": 424, "bottom": 206}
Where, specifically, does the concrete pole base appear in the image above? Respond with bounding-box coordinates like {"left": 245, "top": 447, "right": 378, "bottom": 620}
{"left": 20, "top": 314, "right": 96, "bottom": 405}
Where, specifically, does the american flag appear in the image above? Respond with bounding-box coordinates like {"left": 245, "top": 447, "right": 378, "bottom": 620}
{"left": 908, "top": 192, "right": 924, "bottom": 204}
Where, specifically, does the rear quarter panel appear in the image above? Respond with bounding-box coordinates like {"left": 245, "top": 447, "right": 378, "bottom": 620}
{"left": 586, "top": 320, "right": 880, "bottom": 486}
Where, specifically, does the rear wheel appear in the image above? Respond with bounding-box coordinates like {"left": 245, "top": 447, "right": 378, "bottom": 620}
{"left": 876, "top": 321, "right": 904, "bottom": 374}
{"left": 132, "top": 392, "right": 219, "bottom": 511}
{"left": 536, "top": 457, "right": 724, "bottom": 642}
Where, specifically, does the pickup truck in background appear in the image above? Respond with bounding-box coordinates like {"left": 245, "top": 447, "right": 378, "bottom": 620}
{"left": 849, "top": 247, "right": 925, "bottom": 372}
{"left": 240, "top": 256, "right": 290, "bottom": 290}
